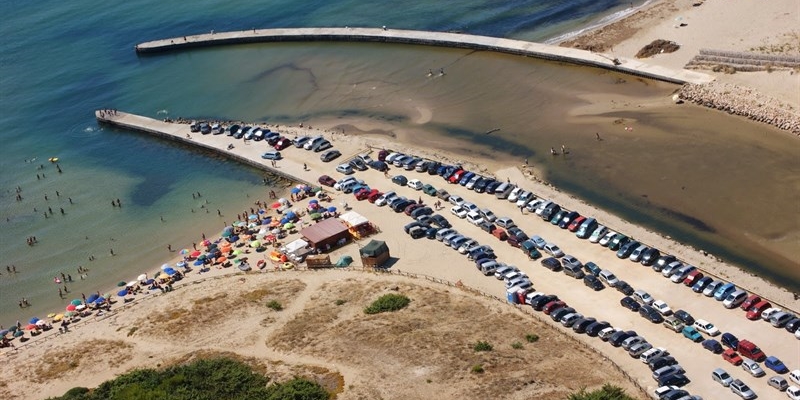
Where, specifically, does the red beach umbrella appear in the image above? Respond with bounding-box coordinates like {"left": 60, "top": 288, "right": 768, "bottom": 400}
{"left": 190, "top": 250, "right": 201, "bottom": 258}
{"left": 25, "top": 324, "right": 38, "bottom": 331}
{"left": 65, "top": 304, "right": 77, "bottom": 312}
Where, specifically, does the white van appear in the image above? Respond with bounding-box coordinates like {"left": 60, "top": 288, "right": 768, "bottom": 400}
{"left": 723, "top": 289, "right": 748, "bottom": 309}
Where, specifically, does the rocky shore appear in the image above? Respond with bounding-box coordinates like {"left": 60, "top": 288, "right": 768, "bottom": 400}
{"left": 678, "top": 82, "right": 800, "bottom": 135}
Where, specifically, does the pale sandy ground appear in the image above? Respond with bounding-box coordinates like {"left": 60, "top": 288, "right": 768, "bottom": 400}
{"left": 3, "top": 117, "right": 799, "bottom": 399}
{"left": 561, "top": 0, "right": 800, "bottom": 110}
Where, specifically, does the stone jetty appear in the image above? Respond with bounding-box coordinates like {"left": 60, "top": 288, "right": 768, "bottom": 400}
{"left": 678, "top": 82, "right": 800, "bottom": 136}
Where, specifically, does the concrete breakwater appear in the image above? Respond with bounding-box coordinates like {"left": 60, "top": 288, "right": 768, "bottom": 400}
{"left": 678, "top": 82, "right": 800, "bottom": 135}
{"left": 134, "top": 27, "right": 714, "bottom": 85}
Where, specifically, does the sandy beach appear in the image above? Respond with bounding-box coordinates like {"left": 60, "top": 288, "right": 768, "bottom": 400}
{"left": 3, "top": 112, "right": 798, "bottom": 399}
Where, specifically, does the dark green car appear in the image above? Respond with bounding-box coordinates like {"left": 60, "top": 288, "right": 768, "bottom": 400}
{"left": 608, "top": 233, "right": 629, "bottom": 251}
{"left": 521, "top": 240, "right": 543, "bottom": 260}
{"left": 422, "top": 184, "right": 438, "bottom": 196}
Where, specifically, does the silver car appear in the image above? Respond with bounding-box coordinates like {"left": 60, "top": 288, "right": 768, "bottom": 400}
{"left": 712, "top": 368, "right": 733, "bottom": 387}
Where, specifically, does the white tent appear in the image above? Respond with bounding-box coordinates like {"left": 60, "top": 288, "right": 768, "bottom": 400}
{"left": 339, "top": 211, "right": 369, "bottom": 227}
{"left": 281, "top": 238, "right": 309, "bottom": 255}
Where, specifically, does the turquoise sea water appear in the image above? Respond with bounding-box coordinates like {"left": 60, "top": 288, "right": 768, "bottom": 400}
{"left": 3, "top": 0, "right": 798, "bottom": 327}
{"left": 0, "top": 0, "right": 643, "bottom": 325}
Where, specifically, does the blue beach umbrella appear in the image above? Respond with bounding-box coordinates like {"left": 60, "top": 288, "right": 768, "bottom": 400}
{"left": 145, "top": 279, "right": 155, "bottom": 285}
{"left": 86, "top": 294, "right": 99, "bottom": 303}
{"left": 248, "top": 214, "right": 258, "bottom": 220}
{"left": 29, "top": 317, "right": 39, "bottom": 324}
{"left": 290, "top": 187, "right": 301, "bottom": 194}
{"left": 328, "top": 206, "right": 337, "bottom": 212}
{"left": 117, "top": 289, "right": 128, "bottom": 297}
{"left": 229, "top": 235, "right": 239, "bottom": 243}
{"left": 193, "top": 259, "right": 204, "bottom": 266}
{"left": 0, "top": 329, "right": 8, "bottom": 336}
{"left": 94, "top": 296, "right": 105, "bottom": 304}
{"left": 221, "top": 230, "right": 232, "bottom": 238}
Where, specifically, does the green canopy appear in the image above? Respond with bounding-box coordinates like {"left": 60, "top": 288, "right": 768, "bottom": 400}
{"left": 335, "top": 255, "right": 353, "bottom": 267}
{"left": 360, "top": 240, "right": 388, "bottom": 258}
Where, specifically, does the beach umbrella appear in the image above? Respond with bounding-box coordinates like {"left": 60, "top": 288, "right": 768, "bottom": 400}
{"left": 138, "top": 273, "right": 148, "bottom": 281}
{"left": 66, "top": 304, "right": 77, "bottom": 312}
{"left": 328, "top": 206, "right": 337, "bottom": 212}
{"left": 46, "top": 313, "right": 56, "bottom": 318}
{"left": 290, "top": 187, "right": 301, "bottom": 194}
{"left": 229, "top": 235, "right": 239, "bottom": 242}
{"left": 176, "top": 261, "right": 187, "bottom": 268}
{"left": 8, "top": 326, "right": 18, "bottom": 332}
{"left": 64, "top": 311, "right": 76, "bottom": 318}
{"left": 247, "top": 222, "right": 258, "bottom": 229}
{"left": 208, "top": 243, "right": 218, "bottom": 249}
{"left": 232, "top": 249, "right": 242, "bottom": 256}
{"left": 127, "top": 281, "right": 138, "bottom": 287}
{"left": 248, "top": 214, "right": 258, "bottom": 220}
{"left": 145, "top": 279, "right": 155, "bottom": 285}
{"left": 269, "top": 220, "right": 281, "bottom": 227}
{"left": 35, "top": 320, "right": 47, "bottom": 327}
{"left": 201, "top": 239, "right": 211, "bottom": 246}
{"left": 190, "top": 250, "right": 201, "bottom": 258}
{"left": 250, "top": 240, "right": 261, "bottom": 248}
{"left": 70, "top": 299, "right": 82, "bottom": 306}
{"left": 198, "top": 254, "right": 208, "bottom": 260}
{"left": 215, "top": 257, "right": 227, "bottom": 264}
{"left": 283, "top": 222, "right": 295, "bottom": 230}
{"left": 258, "top": 209, "right": 266, "bottom": 214}
{"left": 180, "top": 249, "right": 190, "bottom": 255}
{"left": 29, "top": 317, "right": 40, "bottom": 324}
{"left": 0, "top": 329, "right": 8, "bottom": 336}
{"left": 309, "top": 199, "right": 319, "bottom": 204}
{"left": 280, "top": 216, "right": 291, "bottom": 224}
{"left": 285, "top": 211, "right": 297, "bottom": 220}
{"left": 52, "top": 314, "right": 63, "bottom": 322}
{"left": 193, "top": 259, "right": 204, "bottom": 266}
{"left": 278, "top": 198, "right": 288, "bottom": 204}
{"left": 94, "top": 297, "right": 105, "bottom": 304}
{"left": 270, "top": 202, "right": 282, "bottom": 209}
{"left": 13, "top": 330, "right": 24, "bottom": 338}
{"left": 25, "top": 324, "right": 37, "bottom": 331}
{"left": 166, "top": 268, "right": 178, "bottom": 276}
{"left": 117, "top": 289, "right": 128, "bottom": 297}
{"left": 86, "top": 294, "right": 99, "bottom": 303}
{"left": 221, "top": 230, "right": 232, "bottom": 238}
{"left": 75, "top": 304, "right": 86, "bottom": 311}
{"left": 117, "top": 281, "right": 127, "bottom": 287}
{"left": 310, "top": 212, "right": 322, "bottom": 220}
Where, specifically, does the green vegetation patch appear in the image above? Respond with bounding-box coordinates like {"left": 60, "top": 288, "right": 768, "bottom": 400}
{"left": 47, "top": 357, "right": 328, "bottom": 400}
{"left": 364, "top": 293, "right": 410, "bottom": 314}
{"left": 568, "top": 384, "right": 636, "bottom": 400}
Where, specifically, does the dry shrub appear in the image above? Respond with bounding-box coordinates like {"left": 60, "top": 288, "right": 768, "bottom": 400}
{"left": 636, "top": 39, "right": 680, "bottom": 58}
{"left": 32, "top": 340, "right": 133, "bottom": 383}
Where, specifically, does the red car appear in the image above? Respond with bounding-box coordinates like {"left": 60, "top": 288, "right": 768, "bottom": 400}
{"left": 274, "top": 137, "right": 292, "bottom": 150}
{"left": 318, "top": 175, "right": 336, "bottom": 187}
{"left": 354, "top": 188, "right": 371, "bottom": 201}
{"left": 543, "top": 300, "right": 567, "bottom": 315}
{"left": 448, "top": 169, "right": 465, "bottom": 184}
{"left": 567, "top": 216, "right": 586, "bottom": 232}
{"left": 367, "top": 189, "right": 382, "bottom": 203}
{"left": 492, "top": 228, "right": 508, "bottom": 241}
{"left": 745, "top": 300, "right": 771, "bottom": 320}
{"left": 740, "top": 294, "right": 761, "bottom": 311}
{"left": 404, "top": 203, "right": 423, "bottom": 216}
{"left": 722, "top": 348, "right": 743, "bottom": 366}
{"left": 683, "top": 270, "right": 704, "bottom": 286}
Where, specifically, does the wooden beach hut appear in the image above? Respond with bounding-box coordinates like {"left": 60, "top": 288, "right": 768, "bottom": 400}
{"left": 360, "top": 240, "right": 390, "bottom": 268}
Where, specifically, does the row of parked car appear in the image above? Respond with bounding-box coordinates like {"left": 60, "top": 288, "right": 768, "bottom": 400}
{"left": 331, "top": 150, "right": 798, "bottom": 399}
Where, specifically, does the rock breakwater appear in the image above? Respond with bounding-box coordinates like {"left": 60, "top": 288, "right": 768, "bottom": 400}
{"left": 678, "top": 82, "right": 800, "bottom": 135}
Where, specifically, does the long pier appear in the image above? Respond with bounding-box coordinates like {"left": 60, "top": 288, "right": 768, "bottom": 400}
{"left": 134, "top": 27, "right": 714, "bottom": 85}
{"left": 94, "top": 110, "right": 313, "bottom": 187}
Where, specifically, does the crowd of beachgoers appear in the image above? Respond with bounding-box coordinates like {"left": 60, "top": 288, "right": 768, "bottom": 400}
{"left": 678, "top": 82, "right": 800, "bottom": 135}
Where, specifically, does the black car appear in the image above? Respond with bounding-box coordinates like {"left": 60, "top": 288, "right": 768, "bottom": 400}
{"left": 392, "top": 175, "right": 408, "bottom": 186}
{"left": 430, "top": 214, "right": 451, "bottom": 228}
{"left": 531, "top": 295, "right": 558, "bottom": 311}
{"left": 391, "top": 199, "right": 413, "bottom": 213}
{"left": 661, "top": 390, "right": 690, "bottom": 400}
{"left": 426, "top": 161, "right": 441, "bottom": 175}
{"left": 507, "top": 227, "right": 529, "bottom": 242}
{"left": 369, "top": 160, "right": 389, "bottom": 171}
{"left": 485, "top": 181, "right": 501, "bottom": 194}
{"left": 540, "top": 257, "right": 562, "bottom": 271}
{"left": 584, "top": 274, "right": 605, "bottom": 291}
{"left": 673, "top": 309, "right": 695, "bottom": 326}
{"left": 558, "top": 211, "right": 580, "bottom": 229}
{"left": 473, "top": 178, "right": 489, "bottom": 193}
{"left": 424, "top": 227, "right": 438, "bottom": 239}
{"left": 410, "top": 206, "right": 433, "bottom": 219}
{"left": 640, "top": 248, "right": 661, "bottom": 266}
{"left": 585, "top": 321, "right": 611, "bottom": 337}
{"left": 615, "top": 280, "right": 634, "bottom": 296}
{"left": 404, "top": 221, "right": 427, "bottom": 234}
{"left": 720, "top": 332, "right": 739, "bottom": 349}
{"left": 654, "top": 254, "right": 677, "bottom": 272}
{"left": 609, "top": 330, "right": 637, "bottom": 347}
{"left": 550, "top": 307, "right": 575, "bottom": 322}
{"left": 658, "top": 373, "right": 689, "bottom": 388}
{"left": 785, "top": 317, "right": 800, "bottom": 333}
{"left": 648, "top": 355, "right": 677, "bottom": 371}
{"left": 572, "top": 317, "right": 597, "bottom": 334}
{"left": 620, "top": 296, "right": 640, "bottom": 312}
{"left": 471, "top": 251, "right": 496, "bottom": 262}
{"left": 478, "top": 221, "right": 496, "bottom": 233}
{"left": 639, "top": 306, "right": 664, "bottom": 323}
{"left": 541, "top": 203, "right": 561, "bottom": 221}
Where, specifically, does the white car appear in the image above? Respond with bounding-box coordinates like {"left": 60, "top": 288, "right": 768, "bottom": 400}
{"left": 712, "top": 368, "right": 733, "bottom": 387}
{"left": 741, "top": 358, "right": 766, "bottom": 377}
{"left": 652, "top": 300, "right": 673, "bottom": 316}
{"left": 507, "top": 187, "right": 524, "bottom": 202}
{"left": 694, "top": 319, "right": 720, "bottom": 336}
{"left": 787, "top": 386, "right": 800, "bottom": 400}
{"left": 375, "top": 191, "right": 397, "bottom": 207}
{"left": 465, "top": 175, "right": 482, "bottom": 190}
{"left": 407, "top": 179, "right": 424, "bottom": 190}
{"left": 465, "top": 211, "right": 484, "bottom": 226}
{"left": 336, "top": 163, "right": 354, "bottom": 175}
{"left": 515, "top": 191, "right": 534, "bottom": 207}
{"left": 457, "top": 239, "right": 479, "bottom": 254}
{"left": 333, "top": 176, "right": 357, "bottom": 191}
{"left": 598, "top": 230, "right": 617, "bottom": 246}
{"left": 588, "top": 225, "right": 608, "bottom": 243}
{"left": 761, "top": 307, "right": 782, "bottom": 321}
{"left": 448, "top": 194, "right": 465, "bottom": 206}
{"left": 496, "top": 217, "right": 515, "bottom": 228}
{"left": 451, "top": 205, "right": 468, "bottom": 218}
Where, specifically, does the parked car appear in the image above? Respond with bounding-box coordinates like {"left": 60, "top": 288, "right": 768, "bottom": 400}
{"left": 649, "top": 355, "right": 677, "bottom": 371}
{"left": 674, "top": 310, "right": 695, "bottom": 326}
{"left": 543, "top": 243, "right": 564, "bottom": 258}
{"left": 729, "top": 379, "right": 757, "bottom": 399}
{"left": 765, "top": 356, "right": 790, "bottom": 374}
{"left": 683, "top": 270, "right": 704, "bottom": 286}
{"left": 682, "top": 326, "right": 703, "bottom": 342}
{"left": 702, "top": 339, "right": 723, "bottom": 353}
{"left": 722, "top": 348, "right": 744, "bottom": 366}
{"left": 691, "top": 276, "right": 714, "bottom": 293}
{"left": 392, "top": 175, "right": 408, "bottom": 186}
{"left": 336, "top": 163, "right": 354, "bottom": 174}
{"left": 318, "top": 175, "right": 336, "bottom": 187}
{"left": 662, "top": 316, "right": 684, "bottom": 333}
{"left": 694, "top": 319, "right": 720, "bottom": 336}
{"left": 620, "top": 296, "right": 640, "bottom": 312}
{"left": 740, "top": 294, "right": 762, "bottom": 311}
{"left": 540, "top": 257, "right": 562, "bottom": 271}
{"left": 652, "top": 300, "right": 673, "bottom": 316}
{"left": 742, "top": 358, "right": 766, "bottom": 377}
{"left": 633, "top": 289, "right": 654, "bottom": 306}
{"left": 584, "top": 274, "right": 604, "bottom": 291}
{"left": 585, "top": 321, "right": 611, "bottom": 337}
{"left": 703, "top": 280, "right": 724, "bottom": 297}
{"left": 599, "top": 270, "right": 619, "bottom": 287}
{"left": 583, "top": 261, "right": 601, "bottom": 276}
{"left": 261, "top": 150, "right": 282, "bottom": 160}
{"left": 320, "top": 149, "right": 341, "bottom": 162}
{"left": 609, "top": 330, "right": 637, "bottom": 347}
{"left": 723, "top": 289, "right": 749, "bottom": 309}
{"left": 721, "top": 332, "right": 739, "bottom": 349}
{"left": 738, "top": 340, "right": 766, "bottom": 362}
{"left": 640, "top": 247, "right": 661, "bottom": 266}
{"left": 768, "top": 376, "right": 789, "bottom": 391}
{"left": 614, "top": 280, "right": 634, "bottom": 296}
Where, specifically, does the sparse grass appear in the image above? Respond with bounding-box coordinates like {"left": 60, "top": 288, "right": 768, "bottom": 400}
{"left": 471, "top": 364, "right": 485, "bottom": 374}
{"left": 127, "top": 327, "right": 138, "bottom": 337}
{"left": 241, "top": 288, "right": 271, "bottom": 303}
{"left": 364, "top": 293, "right": 410, "bottom": 314}
{"left": 32, "top": 340, "right": 133, "bottom": 383}
{"left": 266, "top": 300, "right": 284, "bottom": 311}
{"left": 473, "top": 341, "right": 493, "bottom": 352}
{"left": 334, "top": 299, "right": 347, "bottom": 306}
{"left": 525, "top": 334, "right": 539, "bottom": 343}
{"left": 511, "top": 342, "right": 523, "bottom": 350}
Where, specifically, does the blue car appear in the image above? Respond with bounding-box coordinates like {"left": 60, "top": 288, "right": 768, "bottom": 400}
{"left": 702, "top": 339, "right": 723, "bottom": 354}
{"left": 721, "top": 332, "right": 739, "bottom": 349}
{"left": 682, "top": 326, "right": 703, "bottom": 342}
{"left": 765, "top": 356, "right": 790, "bottom": 374}
{"left": 713, "top": 282, "right": 736, "bottom": 301}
